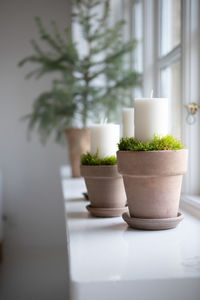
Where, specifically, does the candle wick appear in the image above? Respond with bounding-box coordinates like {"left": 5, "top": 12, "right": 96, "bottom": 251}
{"left": 150, "top": 89, "right": 154, "bottom": 98}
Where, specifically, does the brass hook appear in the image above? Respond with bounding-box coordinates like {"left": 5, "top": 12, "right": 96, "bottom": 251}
{"left": 185, "top": 103, "right": 200, "bottom": 115}
{"left": 185, "top": 102, "right": 200, "bottom": 124}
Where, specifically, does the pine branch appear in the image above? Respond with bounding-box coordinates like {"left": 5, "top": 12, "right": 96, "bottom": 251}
{"left": 97, "top": 71, "right": 141, "bottom": 100}
{"left": 51, "top": 20, "right": 67, "bottom": 49}
{"left": 104, "top": 40, "right": 137, "bottom": 64}
{"left": 35, "top": 16, "right": 65, "bottom": 55}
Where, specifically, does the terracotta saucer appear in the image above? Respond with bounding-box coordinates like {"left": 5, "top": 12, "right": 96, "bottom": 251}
{"left": 86, "top": 205, "right": 128, "bottom": 218}
{"left": 122, "top": 212, "right": 183, "bottom": 230}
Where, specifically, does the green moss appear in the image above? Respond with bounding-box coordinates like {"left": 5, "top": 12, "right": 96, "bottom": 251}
{"left": 81, "top": 152, "right": 117, "bottom": 166}
{"left": 118, "top": 134, "right": 184, "bottom": 151}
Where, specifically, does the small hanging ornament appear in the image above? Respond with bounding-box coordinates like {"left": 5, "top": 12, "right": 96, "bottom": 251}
{"left": 185, "top": 103, "right": 200, "bottom": 125}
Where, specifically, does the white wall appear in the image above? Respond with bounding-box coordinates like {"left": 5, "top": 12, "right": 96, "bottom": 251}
{"left": 0, "top": 0, "right": 71, "bottom": 299}
{"left": 0, "top": 173, "right": 2, "bottom": 243}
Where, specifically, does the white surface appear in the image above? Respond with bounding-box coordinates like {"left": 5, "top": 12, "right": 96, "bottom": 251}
{"left": 122, "top": 108, "right": 134, "bottom": 138}
{"left": 90, "top": 124, "right": 120, "bottom": 158}
{"left": 135, "top": 98, "right": 169, "bottom": 142}
{"left": 0, "top": 0, "right": 69, "bottom": 248}
{"left": 0, "top": 167, "right": 69, "bottom": 300}
{"left": 0, "top": 1, "right": 71, "bottom": 299}
{"left": 63, "top": 178, "right": 200, "bottom": 300}
{"left": 181, "top": 194, "right": 200, "bottom": 219}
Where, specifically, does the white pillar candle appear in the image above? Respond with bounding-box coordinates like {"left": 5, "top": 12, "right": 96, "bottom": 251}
{"left": 135, "top": 98, "right": 168, "bottom": 142}
{"left": 122, "top": 108, "right": 134, "bottom": 138}
{"left": 90, "top": 124, "right": 120, "bottom": 158}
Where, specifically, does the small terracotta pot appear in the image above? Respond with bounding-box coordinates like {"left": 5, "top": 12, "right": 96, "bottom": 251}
{"left": 117, "top": 150, "right": 188, "bottom": 219}
{"left": 65, "top": 128, "right": 90, "bottom": 178}
{"left": 80, "top": 165, "right": 127, "bottom": 209}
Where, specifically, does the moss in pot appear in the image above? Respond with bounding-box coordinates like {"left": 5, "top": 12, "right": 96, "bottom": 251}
{"left": 117, "top": 135, "right": 188, "bottom": 230}
{"left": 81, "top": 153, "right": 127, "bottom": 218}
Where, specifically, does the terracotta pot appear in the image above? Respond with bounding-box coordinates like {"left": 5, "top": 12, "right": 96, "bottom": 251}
{"left": 80, "top": 165, "right": 127, "bottom": 209}
{"left": 65, "top": 128, "right": 90, "bottom": 178}
{"left": 117, "top": 150, "right": 188, "bottom": 219}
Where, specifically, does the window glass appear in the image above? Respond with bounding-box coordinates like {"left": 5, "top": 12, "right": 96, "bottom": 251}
{"left": 160, "top": 0, "right": 181, "bottom": 56}
{"left": 132, "top": 0, "right": 143, "bottom": 98}
{"left": 132, "top": 1, "right": 143, "bottom": 72}
{"left": 160, "top": 61, "right": 181, "bottom": 138}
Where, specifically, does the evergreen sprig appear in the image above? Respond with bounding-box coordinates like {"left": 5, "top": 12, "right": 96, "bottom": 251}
{"left": 81, "top": 152, "right": 117, "bottom": 165}
{"left": 118, "top": 135, "right": 184, "bottom": 151}
{"left": 19, "top": 0, "right": 140, "bottom": 142}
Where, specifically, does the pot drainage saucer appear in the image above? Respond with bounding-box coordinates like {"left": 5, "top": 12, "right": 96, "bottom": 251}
{"left": 122, "top": 212, "right": 183, "bottom": 230}
{"left": 86, "top": 205, "right": 128, "bottom": 218}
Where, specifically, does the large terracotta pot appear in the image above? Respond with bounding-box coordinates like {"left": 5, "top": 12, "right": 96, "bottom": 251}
{"left": 117, "top": 150, "right": 188, "bottom": 219}
{"left": 80, "top": 165, "right": 127, "bottom": 216}
{"left": 65, "top": 128, "right": 90, "bottom": 178}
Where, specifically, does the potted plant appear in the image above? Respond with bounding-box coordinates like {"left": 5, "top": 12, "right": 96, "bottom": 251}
{"left": 80, "top": 153, "right": 127, "bottom": 217}
{"left": 18, "top": 0, "right": 140, "bottom": 177}
{"left": 117, "top": 135, "right": 188, "bottom": 230}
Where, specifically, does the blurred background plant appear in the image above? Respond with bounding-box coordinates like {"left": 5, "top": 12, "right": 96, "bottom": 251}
{"left": 19, "top": 0, "right": 140, "bottom": 143}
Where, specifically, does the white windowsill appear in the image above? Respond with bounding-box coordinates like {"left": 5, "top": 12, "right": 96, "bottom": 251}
{"left": 181, "top": 194, "right": 200, "bottom": 219}
{"left": 62, "top": 174, "right": 200, "bottom": 300}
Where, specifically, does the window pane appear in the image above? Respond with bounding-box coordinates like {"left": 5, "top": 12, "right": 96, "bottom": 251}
{"left": 160, "top": 0, "right": 181, "bottom": 56}
{"left": 160, "top": 61, "right": 181, "bottom": 138}
{"left": 132, "top": 1, "right": 143, "bottom": 72}
{"left": 132, "top": 0, "right": 143, "bottom": 98}
{"left": 133, "top": 87, "right": 143, "bottom": 98}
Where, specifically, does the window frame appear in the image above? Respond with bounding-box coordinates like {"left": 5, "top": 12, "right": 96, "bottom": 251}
{"left": 143, "top": 0, "right": 200, "bottom": 198}
{"left": 122, "top": 0, "right": 200, "bottom": 200}
{"left": 157, "top": 0, "right": 182, "bottom": 139}
{"left": 181, "top": 0, "right": 200, "bottom": 198}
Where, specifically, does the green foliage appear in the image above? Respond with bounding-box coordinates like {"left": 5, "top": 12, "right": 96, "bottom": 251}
{"left": 23, "top": 84, "right": 77, "bottom": 143}
{"left": 19, "top": 0, "right": 140, "bottom": 143}
{"left": 81, "top": 152, "right": 117, "bottom": 165}
{"left": 118, "top": 135, "right": 185, "bottom": 151}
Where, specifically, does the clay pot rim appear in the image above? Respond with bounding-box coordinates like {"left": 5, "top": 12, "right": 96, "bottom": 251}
{"left": 117, "top": 149, "right": 187, "bottom": 153}
{"left": 81, "top": 164, "right": 117, "bottom": 168}
{"left": 117, "top": 148, "right": 188, "bottom": 176}
{"left": 65, "top": 127, "right": 90, "bottom": 132}
{"left": 80, "top": 164, "right": 121, "bottom": 178}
